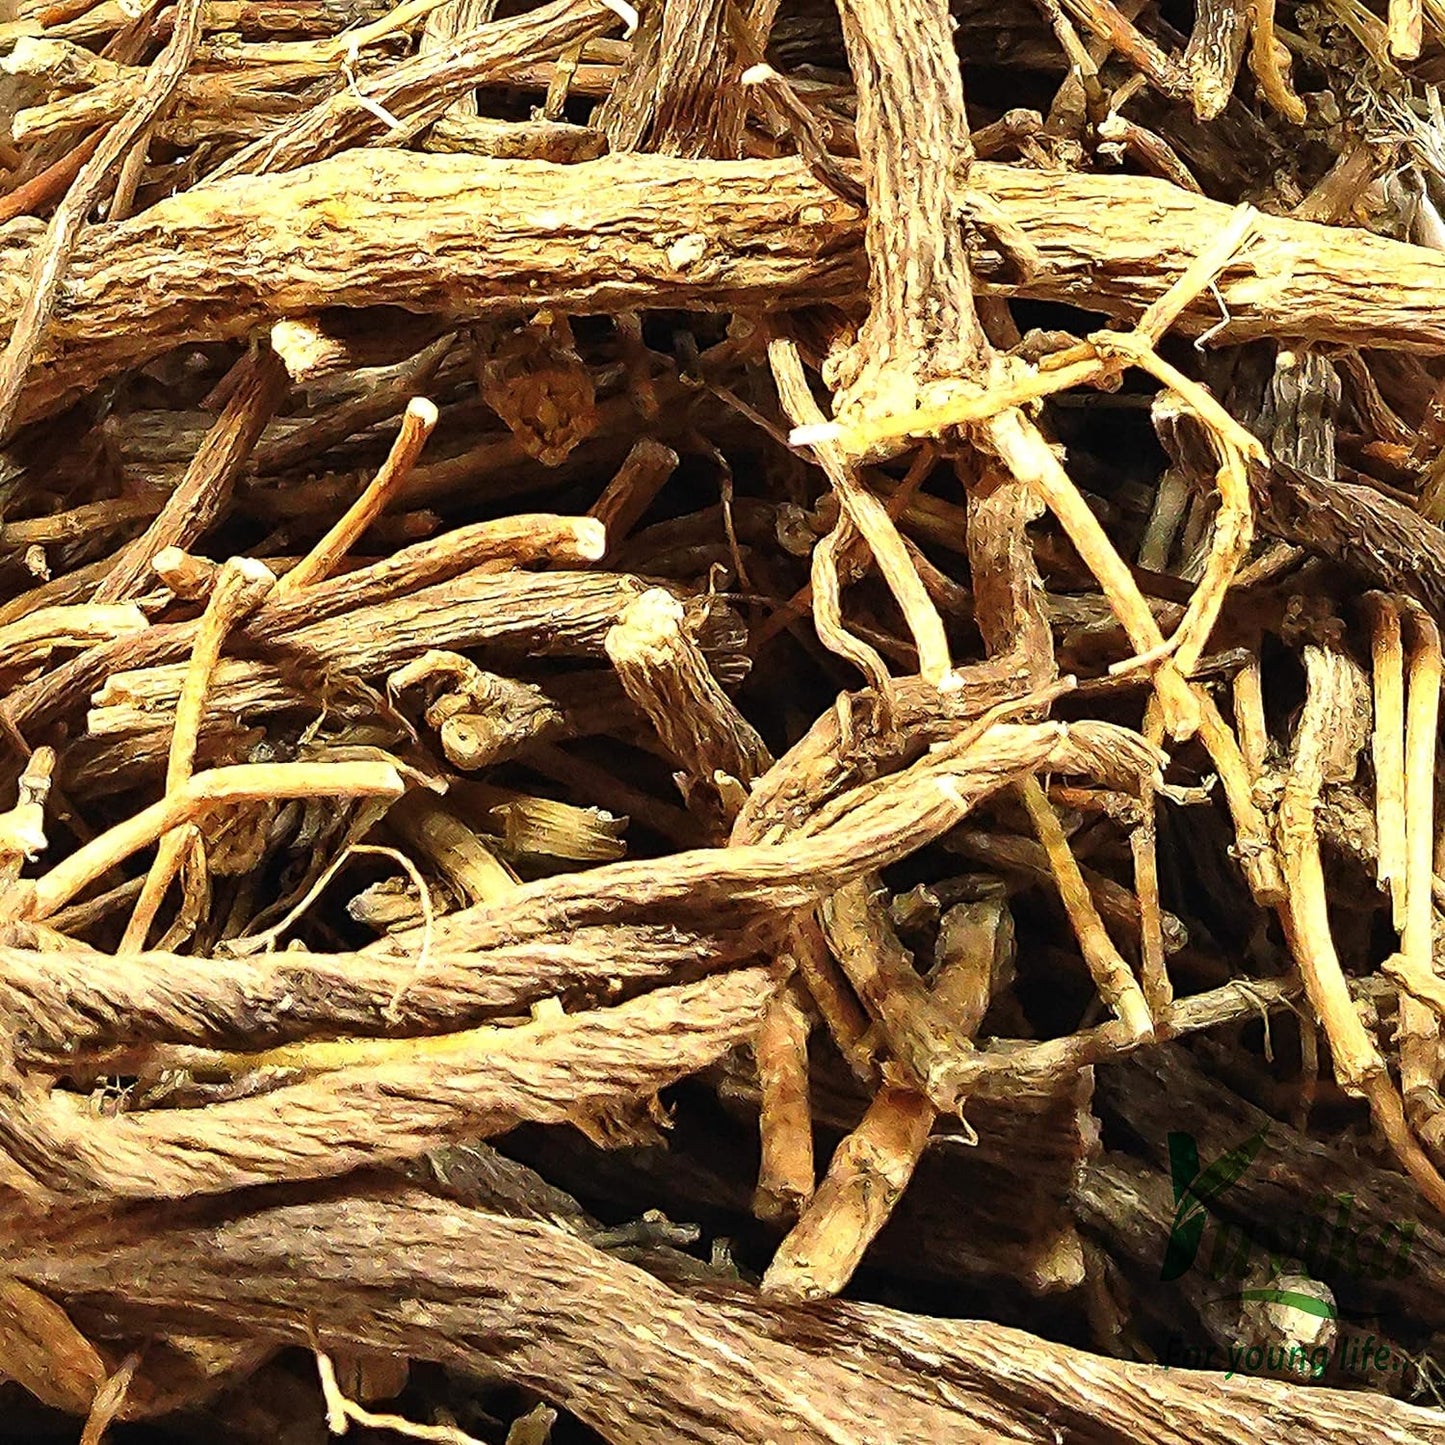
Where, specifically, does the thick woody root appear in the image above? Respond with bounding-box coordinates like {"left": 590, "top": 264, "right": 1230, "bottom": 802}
{"left": 9, "top": 1181, "right": 1441, "bottom": 1445}
{"left": 0, "top": 968, "right": 776, "bottom": 1201}
{"left": 14, "top": 155, "right": 1445, "bottom": 418}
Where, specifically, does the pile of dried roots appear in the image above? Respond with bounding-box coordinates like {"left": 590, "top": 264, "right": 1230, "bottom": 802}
{"left": 8, "top": 0, "right": 1445, "bottom": 1437}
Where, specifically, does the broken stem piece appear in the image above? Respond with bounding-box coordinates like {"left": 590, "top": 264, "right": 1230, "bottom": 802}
{"left": 1181, "top": 0, "right": 1250, "bottom": 121}
{"left": 1388, "top": 0, "right": 1423, "bottom": 60}
{"left": 1368, "top": 594, "right": 1408, "bottom": 929}
{"left": 821, "top": 879, "right": 977, "bottom": 1110}
{"left": 1393, "top": 606, "right": 1445, "bottom": 1150}
{"left": 276, "top": 397, "right": 439, "bottom": 594}
{"left": 15, "top": 762, "right": 407, "bottom": 923}
{"left": 771, "top": 337, "right": 953, "bottom": 688}
{"left": 789, "top": 913, "right": 876, "bottom": 1082}
{"left": 761, "top": 1083, "right": 933, "bottom": 1301}
{"left": 1018, "top": 776, "right": 1153, "bottom": 1040}
{"left": 985, "top": 405, "right": 1200, "bottom": 737}
{"left": 752, "top": 974, "right": 816, "bottom": 1223}
{"left": 0, "top": 748, "right": 55, "bottom": 885}
{"left": 1230, "top": 655, "right": 1269, "bottom": 783}
{"left": 762, "top": 892, "right": 1012, "bottom": 1298}
{"left": 94, "top": 348, "right": 289, "bottom": 602}
{"left": 1195, "top": 692, "right": 1286, "bottom": 905}
{"left": 1248, "top": 0, "right": 1306, "bottom": 121}
{"left": 587, "top": 438, "right": 679, "bottom": 559}
{"left": 1131, "top": 782, "right": 1171, "bottom": 1016}
{"left": 605, "top": 587, "right": 771, "bottom": 825}
{"left": 119, "top": 557, "right": 277, "bottom": 954}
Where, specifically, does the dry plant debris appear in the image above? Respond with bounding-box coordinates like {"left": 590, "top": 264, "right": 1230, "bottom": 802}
{"left": 8, "top": 0, "right": 1445, "bottom": 1439}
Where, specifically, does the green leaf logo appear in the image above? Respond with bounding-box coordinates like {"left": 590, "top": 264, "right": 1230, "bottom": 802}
{"left": 1161, "top": 1127, "right": 1268, "bottom": 1281}
{"left": 1209, "top": 1287, "right": 1338, "bottom": 1320}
